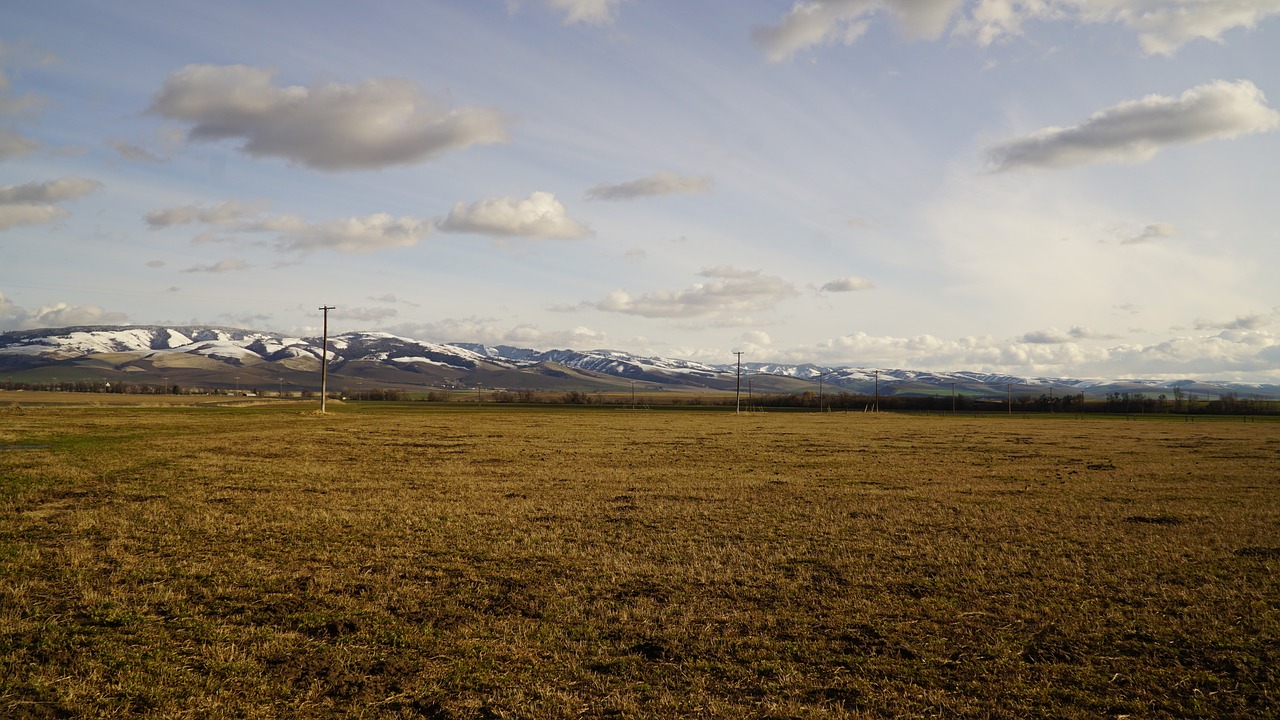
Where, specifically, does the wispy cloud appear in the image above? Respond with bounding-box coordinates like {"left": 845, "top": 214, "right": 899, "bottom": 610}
{"left": 144, "top": 201, "right": 433, "bottom": 254}
{"left": 821, "top": 275, "right": 875, "bottom": 292}
{"left": 757, "top": 1, "right": 1280, "bottom": 60}
{"left": 149, "top": 64, "right": 509, "bottom": 171}
{"left": 264, "top": 214, "right": 434, "bottom": 253}
{"left": 547, "top": 0, "right": 626, "bottom": 26}
{"left": 1194, "top": 313, "right": 1272, "bottom": 331}
{"left": 986, "top": 80, "right": 1280, "bottom": 171}
{"left": 585, "top": 171, "right": 712, "bottom": 201}
{"left": 181, "top": 257, "right": 251, "bottom": 273}
{"left": 145, "top": 200, "right": 267, "bottom": 228}
{"left": 594, "top": 266, "right": 798, "bottom": 320}
{"left": 1120, "top": 222, "right": 1176, "bottom": 245}
{"left": 330, "top": 306, "right": 398, "bottom": 322}
{"left": 109, "top": 139, "right": 165, "bottom": 163}
{"left": 438, "top": 191, "right": 591, "bottom": 239}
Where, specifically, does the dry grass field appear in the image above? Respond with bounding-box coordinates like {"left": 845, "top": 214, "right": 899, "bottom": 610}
{"left": 1, "top": 402, "right": 1277, "bottom": 718}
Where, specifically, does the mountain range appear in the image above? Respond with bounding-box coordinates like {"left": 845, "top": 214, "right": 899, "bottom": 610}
{"left": 2, "top": 324, "right": 1277, "bottom": 401}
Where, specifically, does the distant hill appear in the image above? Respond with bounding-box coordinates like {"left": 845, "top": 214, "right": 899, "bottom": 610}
{"left": 2, "top": 324, "right": 1278, "bottom": 401}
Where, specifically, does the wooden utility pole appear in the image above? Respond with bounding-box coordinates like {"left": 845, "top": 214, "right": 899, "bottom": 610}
{"left": 734, "top": 351, "right": 744, "bottom": 414}
{"left": 319, "top": 305, "right": 334, "bottom": 412}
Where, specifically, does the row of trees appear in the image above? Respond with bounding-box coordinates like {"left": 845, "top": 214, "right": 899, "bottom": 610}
{"left": 5, "top": 378, "right": 1277, "bottom": 414}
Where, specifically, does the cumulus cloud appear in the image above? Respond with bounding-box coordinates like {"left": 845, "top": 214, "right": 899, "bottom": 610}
{"left": 149, "top": 64, "right": 509, "bottom": 171}
{"left": 547, "top": 0, "right": 626, "bottom": 25}
{"left": 986, "top": 80, "right": 1280, "bottom": 171}
{"left": 181, "top": 257, "right": 251, "bottom": 273}
{"left": 438, "top": 191, "right": 591, "bottom": 239}
{"left": 0, "top": 176, "right": 102, "bottom": 231}
{"left": 585, "top": 171, "right": 713, "bottom": 200}
{"left": 0, "top": 292, "right": 128, "bottom": 331}
{"left": 756, "top": 1, "right": 1280, "bottom": 60}
{"left": 1120, "top": 221, "right": 1176, "bottom": 245}
{"left": 594, "top": 266, "right": 799, "bottom": 320}
{"left": 821, "top": 275, "right": 876, "bottom": 292}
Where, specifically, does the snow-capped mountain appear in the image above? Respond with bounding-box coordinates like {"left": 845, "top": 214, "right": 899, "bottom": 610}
{"left": 1, "top": 324, "right": 1278, "bottom": 400}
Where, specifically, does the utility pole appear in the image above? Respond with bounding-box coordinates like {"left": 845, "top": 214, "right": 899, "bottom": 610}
{"left": 817, "top": 372, "right": 825, "bottom": 412}
{"left": 734, "top": 351, "right": 744, "bottom": 414}
{"left": 1007, "top": 383, "right": 1012, "bottom": 415}
{"left": 874, "top": 369, "right": 879, "bottom": 412}
{"left": 951, "top": 382, "right": 955, "bottom": 415}
{"left": 319, "top": 305, "right": 334, "bottom": 412}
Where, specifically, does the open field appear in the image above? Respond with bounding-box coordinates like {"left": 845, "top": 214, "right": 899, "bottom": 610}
{"left": 1, "top": 404, "right": 1277, "bottom": 718}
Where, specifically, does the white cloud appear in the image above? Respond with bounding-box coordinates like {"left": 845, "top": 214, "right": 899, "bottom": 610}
{"left": 594, "top": 266, "right": 799, "bottom": 320}
{"left": 0, "top": 292, "right": 128, "bottom": 331}
{"left": 145, "top": 200, "right": 268, "bottom": 228}
{"left": 149, "top": 64, "right": 509, "bottom": 171}
{"left": 1072, "top": 0, "right": 1280, "bottom": 56}
{"left": 145, "top": 202, "right": 432, "bottom": 254}
{"left": 0, "top": 176, "right": 102, "bottom": 231}
{"left": 181, "top": 257, "right": 251, "bottom": 273}
{"left": 547, "top": 0, "right": 626, "bottom": 25}
{"left": 1120, "top": 221, "right": 1176, "bottom": 245}
{"left": 821, "top": 275, "right": 876, "bottom": 292}
{"left": 754, "top": 0, "right": 879, "bottom": 63}
{"left": 268, "top": 213, "right": 433, "bottom": 253}
{"left": 438, "top": 191, "right": 591, "bottom": 239}
{"left": 987, "top": 80, "right": 1280, "bottom": 171}
{"left": 758, "top": 1, "right": 1280, "bottom": 60}
{"left": 585, "top": 171, "right": 713, "bottom": 200}
{"left": 754, "top": 324, "right": 1280, "bottom": 381}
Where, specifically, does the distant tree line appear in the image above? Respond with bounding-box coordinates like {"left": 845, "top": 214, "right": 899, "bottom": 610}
{"left": 5, "top": 378, "right": 1277, "bottom": 414}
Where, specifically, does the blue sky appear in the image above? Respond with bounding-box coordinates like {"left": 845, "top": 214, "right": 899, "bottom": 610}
{"left": 2, "top": 0, "right": 1278, "bottom": 380}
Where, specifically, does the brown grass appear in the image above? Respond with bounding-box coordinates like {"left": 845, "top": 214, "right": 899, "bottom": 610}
{"left": 1, "top": 404, "right": 1277, "bottom": 718}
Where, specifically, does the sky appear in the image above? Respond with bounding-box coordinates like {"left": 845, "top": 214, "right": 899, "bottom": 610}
{"left": 2, "top": 0, "right": 1279, "bottom": 381}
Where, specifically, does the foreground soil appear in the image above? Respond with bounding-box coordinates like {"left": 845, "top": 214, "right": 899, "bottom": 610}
{"left": 1, "top": 404, "right": 1277, "bottom": 718}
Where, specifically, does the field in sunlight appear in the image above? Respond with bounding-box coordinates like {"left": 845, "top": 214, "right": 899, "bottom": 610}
{"left": 2, "top": 403, "right": 1277, "bottom": 718}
